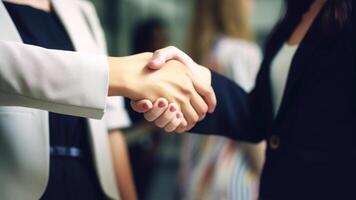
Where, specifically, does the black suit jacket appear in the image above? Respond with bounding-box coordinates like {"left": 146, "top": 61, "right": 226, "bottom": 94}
{"left": 192, "top": 6, "right": 356, "bottom": 200}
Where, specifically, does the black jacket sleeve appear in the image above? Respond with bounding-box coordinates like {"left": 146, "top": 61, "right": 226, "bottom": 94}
{"left": 191, "top": 72, "right": 263, "bottom": 143}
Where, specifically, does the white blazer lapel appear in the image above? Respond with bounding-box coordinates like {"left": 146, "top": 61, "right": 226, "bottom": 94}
{"left": 0, "top": 1, "right": 119, "bottom": 199}
{"left": 51, "top": 0, "right": 100, "bottom": 54}
{"left": 51, "top": 1, "right": 120, "bottom": 199}
{"left": 0, "top": 1, "right": 22, "bottom": 42}
{"left": 0, "top": 3, "right": 51, "bottom": 200}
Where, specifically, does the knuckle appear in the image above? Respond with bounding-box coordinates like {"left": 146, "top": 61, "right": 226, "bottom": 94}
{"left": 165, "top": 127, "right": 173, "bottom": 133}
{"left": 201, "top": 86, "right": 212, "bottom": 96}
{"left": 182, "top": 88, "right": 193, "bottom": 96}
{"left": 154, "top": 49, "right": 162, "bottom": 54}
{"left": 155, "top": 121, "right": 165, "bottom": 128}
{"left": 191, "top": 114, "right": 199, "bottom": 123}
{"left": 174, "top": 117, "right": 182, "bottom": 125}
{"left": 197, "top": 112, "right": 204, "bottom": 119}
{"left": 201, "top": 103, "right": 209, "bottom": 114}
{"left": 181, "top": 83, "right": 193, "bottom": 95}
{"left": 200, "top": 114, "right": 207, "bottom": 121}
{"left": 187, "top": 123, "right": 196, "bottom": 131}
{"left": 168, "top": 46, "right": 176, "bottom": 51}
{"left": 144, "top": 114, "right": 154, "bottom": 122}
{"left": 176, "top": 96, "right": 187, "bottom": 105}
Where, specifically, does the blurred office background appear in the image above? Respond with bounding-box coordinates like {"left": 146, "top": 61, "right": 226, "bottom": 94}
{"left": 90, "top": 0, "right": 283, "bottom": 199}
{"left": 92, "top": 0, "right": 283, "bottom": 55}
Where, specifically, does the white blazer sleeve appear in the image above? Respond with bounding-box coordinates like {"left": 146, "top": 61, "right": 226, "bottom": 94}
{"left": 78, "top": 0, "right": 132, "bottom": 129}
{"left": 104, "top": 97, "right": 131, "bottom": 130}
{"left": 0, "top": 40, "right": 109, "bottom": 119}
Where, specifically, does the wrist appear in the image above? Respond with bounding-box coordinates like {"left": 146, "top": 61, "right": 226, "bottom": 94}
{"left": 108, "top": 53, "right": 153, "bottom": 98}
{"left": 108, "top": 57, "right": 128, "bottom": 96}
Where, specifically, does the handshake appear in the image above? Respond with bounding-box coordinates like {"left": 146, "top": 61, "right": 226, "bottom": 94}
{"left": 108, "top": 46, "right": 217, "bottom": 132}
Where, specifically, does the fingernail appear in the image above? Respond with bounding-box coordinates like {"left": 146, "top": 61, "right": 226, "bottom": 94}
{"left": 170, "top": 106, "right": 176, "bottom": 112}
{"left": 158, "top": 101, "right": 166, "bottom": 108}
{"left": 142, "top": 103, "right": 149, "bottom": 110}
{"left": 176, "top": 113, "right": 181, "bottom": 119}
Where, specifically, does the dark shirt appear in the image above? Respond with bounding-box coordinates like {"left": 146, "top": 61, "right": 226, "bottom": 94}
{"left": 4, "top": 2, "right": 107, "bottom": 199}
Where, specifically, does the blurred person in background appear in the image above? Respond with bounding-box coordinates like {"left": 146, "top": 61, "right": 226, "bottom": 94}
{"left": 180, "top": 0, "right": 264, "bottom": 199}
{"left": 132, "top": 18, "right": 168, "bottom": 54}
{"left": 125, "top": 18, "right": 169, "bottom": 200}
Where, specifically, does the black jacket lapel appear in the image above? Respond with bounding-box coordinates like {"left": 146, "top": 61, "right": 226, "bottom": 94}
{"left": 275, "top": 7, "right": 326, "bottom": 122}
{"left": 254, "top": 15, "right": 299, "bottom": 130}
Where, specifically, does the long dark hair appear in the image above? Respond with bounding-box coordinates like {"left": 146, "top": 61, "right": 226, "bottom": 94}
{"left": 284, "top": 0, "right": 353, "bottom": 31}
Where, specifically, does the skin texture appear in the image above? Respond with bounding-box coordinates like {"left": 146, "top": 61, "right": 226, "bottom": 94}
{"left": 108, "top": 53, "right": 215, "bottom": 128}
{"left": 3, "top": 0, "right": 51, "bottom": 11}
{"left": 130, "top": 98, "right": 187, "bottom": 132}
{"left": 132, "top": 48, "right": 214, "bottom": 132}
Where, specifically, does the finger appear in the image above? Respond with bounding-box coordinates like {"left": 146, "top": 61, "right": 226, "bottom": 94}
{"left": 147, "top": 50, "right": 165, "bottom": 69}
{"left": 154, "top": 103, "right": 179, "bottom": 128}
{"left": 190, "top": 92, "right": 209, "bottom": 121}
{"left": 175, "top": 117, "right": 188, "bottom": 133}
{"left": 180, "top": 102, "right": 199, "bottom": 130}
{"left": 164, "top": 112, "right": 183, "bottom": 133}
{"left": 130, "top": 99, "right": 153, "bottom": 113}
{"left": 143, "top": 98, "right": 168, "bottom": 122}
{"left": 192, "top": 77, "right": 217, "bottom": 113}
{"left": 147, "top": 46, "right": 197, "bottom": 73}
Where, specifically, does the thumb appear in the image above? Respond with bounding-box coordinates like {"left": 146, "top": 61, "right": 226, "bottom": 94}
{"left": 147, "top": 46, "right": 197, "bottom": 74}
{"left": 130, "top": 99, "right": 153, "bottom": 113}
{"left": 147, "top": 51, "right": 166, "bottom": 70}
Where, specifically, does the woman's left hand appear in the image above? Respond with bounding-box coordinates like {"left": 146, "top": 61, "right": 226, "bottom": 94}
{"left": 130, "top": 97, "right": 187, "bottom": 133}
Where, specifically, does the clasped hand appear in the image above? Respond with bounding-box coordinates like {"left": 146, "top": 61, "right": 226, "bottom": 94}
{"left": 130, "top": 46, "right": 216, "bottom": 132}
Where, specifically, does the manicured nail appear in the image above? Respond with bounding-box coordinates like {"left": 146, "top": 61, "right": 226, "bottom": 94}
{"left": 176, "top": 113, "right": 181, "bottom": 119}
{"left": 170, "top": 106, "right": 176, "bottom": 112}
{"left": 142, "top": 103, "right": 149, "bottom": 110}
{"left": 158, "top": 101, "right": 166, "bottom": 108}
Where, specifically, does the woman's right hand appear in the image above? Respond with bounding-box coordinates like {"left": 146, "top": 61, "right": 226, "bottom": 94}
{"left": 108, "top": 53, "right": 215, "bottom": 128}
{"left": 131, "top": 47, "right": 217, "bottom": 132}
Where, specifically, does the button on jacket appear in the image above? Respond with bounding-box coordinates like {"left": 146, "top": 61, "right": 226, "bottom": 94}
{"left": 192, "top": 5, "right": 356, "bottom": 200}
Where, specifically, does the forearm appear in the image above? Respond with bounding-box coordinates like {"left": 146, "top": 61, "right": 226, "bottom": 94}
{"left": 108, "top": 130, "right": 138, "bottom": 200}
{"left": 0, "top": 40, "right": 108, "bottom": 118}
{"left": 0, "top": 40, "right": 160, "bottom": 119}
{"left": 0, "top": 41, "right": 150, "bottom": 118}
{"left": 107, "top": 53, "right": 152, "bottom": 98}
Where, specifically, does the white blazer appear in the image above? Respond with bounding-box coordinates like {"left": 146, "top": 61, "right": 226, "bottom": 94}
{"left": 0, "top": 0, "right": 130, "bottom": 199}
